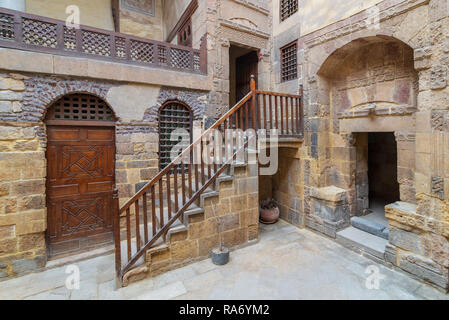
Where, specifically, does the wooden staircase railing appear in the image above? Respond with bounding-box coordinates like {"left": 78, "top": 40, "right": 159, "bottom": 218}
{"left": 113, "top": 76, "right": 303, "bottom": 287}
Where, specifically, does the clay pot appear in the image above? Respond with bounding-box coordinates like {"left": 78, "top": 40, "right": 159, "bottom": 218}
{"left": 260, "top": 206, "right": 280, "bottom": 224}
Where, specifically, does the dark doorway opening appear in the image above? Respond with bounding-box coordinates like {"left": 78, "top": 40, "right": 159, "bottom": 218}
{"left": 365, "top": 132, "right": 400, "bottom": 229}
{"left": 368, "top": 132, "right": 400, "bottom": 206}
{"left": 352, "top": 132, "right": 399, "bottom": 239}
{"left": 229, "top": 45, "right": 258, "bottom": 106}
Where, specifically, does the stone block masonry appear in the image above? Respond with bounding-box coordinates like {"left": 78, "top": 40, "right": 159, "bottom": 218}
{"left": 0, "top": 69, "right": 210, "bottom": 280}
{"left": 0, "top": 124, "right": 47, "bottom": 278}
{"left": 143, "top": 164, "right": 259, "bottom": 282}
{"left": 288, "top": 0, "right": 449, "bottom": 292}
{"left": 115, "top": 125, "right": 159, "bottom": 206}
{"left": 0, "top": 74, "right": 48, "bottom": 278}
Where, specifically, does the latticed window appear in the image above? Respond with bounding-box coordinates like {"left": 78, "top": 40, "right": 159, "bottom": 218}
{"left": 281, "top": 41, "right": 298, "bottom": 82}
{"left": 158, "top": 102, "right": 193, "bottom": 170}
{"left": 46, "top": 94, "right": 115, "bottom": 123}
{"left": 280, "top": 0, "right": 298, "bottom": 21}
{"left": 178, "top": 18, "right": 192, "bottom": 47}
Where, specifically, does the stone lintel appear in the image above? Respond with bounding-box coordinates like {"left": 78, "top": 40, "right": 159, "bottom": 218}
{"left": 340, "top": 115, "right": 415, "bottom": 133}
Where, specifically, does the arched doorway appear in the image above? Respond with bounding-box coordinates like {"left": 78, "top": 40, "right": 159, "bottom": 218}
{"left": 158, "top": 100, "right": 193, "bottom": 170}
{"left": 313, "top": 36, "right": 417, "bottom": 239}
{"left": 45, "top": 93, "right": 116, "bottom": 258}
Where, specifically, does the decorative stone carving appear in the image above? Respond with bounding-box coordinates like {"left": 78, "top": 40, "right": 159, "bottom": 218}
{"left": 339, "top": 103, "right": 417, "bottom": 119}
{"left": 216, "top": 24, "right": 269, "bottom": 50}
{"left": 431, "top": 176, "right": 444, "bottom": 199}
{"left": 431, "top": 110, "right": 448, "bottom": 132}
{"left": 430, "top": 65, "right": 448, "bottom": 90}
{"left": 414, "top": 46, "right": 432, "bottom": 70}
{"left": 394, "top": 131, "right": 416, "bottom": 142}
{"left": 303, "top": 0, "right": 427, "bottom": 49}
{"left": 229, "top": 17, "right": 258, "bottom": 29}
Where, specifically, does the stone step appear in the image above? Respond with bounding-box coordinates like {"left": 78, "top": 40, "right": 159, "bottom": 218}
{"left": 351, "top": 216, "right": 389, "bottom": 240}
{"left": 336, "top": 226, "right": 388, "bottom": 260}
{"left": 155, "top": 208, "right": 183, "bottom": 229}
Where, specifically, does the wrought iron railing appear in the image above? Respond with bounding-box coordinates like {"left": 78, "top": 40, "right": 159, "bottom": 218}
{"left": 0, "top": 7, "right": 207, "bottom": 74}
{"left": 113, "top": 77, "right": 303, "bottom": 287}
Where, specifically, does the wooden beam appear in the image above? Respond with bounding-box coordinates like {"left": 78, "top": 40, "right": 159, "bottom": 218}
{"left": 166, "top": 0, "right": 198, "bottom": 44}
{"left": 111, "top": 0, "right": 120, "bottom": 32}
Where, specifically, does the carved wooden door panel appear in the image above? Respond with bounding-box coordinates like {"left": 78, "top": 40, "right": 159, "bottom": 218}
{"left": 46, "top": 126, "right": 115, "bottom": 257}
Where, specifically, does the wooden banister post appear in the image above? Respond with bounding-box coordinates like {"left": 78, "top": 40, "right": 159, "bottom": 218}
{"left": 112, "top": 187, "right": 122, "bottom": 289}
{"left": 299, "top": 84, "right": 304, "bottom": 137}
{"left": 250, "top": 75, "right": 257, "bottom": 130}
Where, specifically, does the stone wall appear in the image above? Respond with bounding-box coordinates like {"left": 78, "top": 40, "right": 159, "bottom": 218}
{"left": 162, "top": 0, "right": 191, "bottom": 42}
{"left": 0, "top": 124, "right": 47, "bottom": 279}
{"left": 142, "top": 163, "right": 259, "bottom": 281}
{"left": 271, "top": 147, "right": 304, "bottom": 227}
{"left": 120, "top": 0, "right": 164, "bottom": 40}
{"left": 0, "top": 73, "right": 47, "bottom": 278}
{"left": 0, "top": 71, "right": 209, "bottom": 279}
{"left": 205, "top": 0, "right": 272, "bottom": 120}
{"left": 25, "top": 0, "right": 115, "bottom": 31}
{"left": 294, "top": 0, "right": 449, "bottom": 291}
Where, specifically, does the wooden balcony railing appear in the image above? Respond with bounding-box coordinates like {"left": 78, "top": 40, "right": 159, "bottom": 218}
{"left": 114, "top": 77, "right": 303, "bottom": 287}
{"left": 0, "top": 7, "right": 207, "bottom": 74}
{"left": 256, "top": 88, "right": 304, "bottom": 138}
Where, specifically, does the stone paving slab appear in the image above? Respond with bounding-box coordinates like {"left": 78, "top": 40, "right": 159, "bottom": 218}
{"left": 0, "top": 220, "right": 448, "bottom": 300}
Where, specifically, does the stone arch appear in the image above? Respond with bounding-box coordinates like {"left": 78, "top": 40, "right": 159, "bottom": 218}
{"left": 143, "top": 87, "right": 206, "bottom": 122}
{"left": 317, "top": 35, "right": 417, "bottom": 78}
{"left": 22, "top": 76, "right": 113, "bottom": 123}
{"left": 45, "top": 93, "right": 117, "bottom": 123}
{"left": 313, "top": 35, "right": 418, "bottom": 127}
{"left": 307, "top": 31, "right": 419, "bottom": 77}
{"left": 307, "top": 34, "right": 418, "bottom": 216}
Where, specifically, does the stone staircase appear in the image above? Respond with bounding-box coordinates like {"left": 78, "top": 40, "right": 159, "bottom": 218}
{"left": 113, "top": 78, "right": 303, "bottom": 288}
{"left": 336, "top": 208, "right": 390, "bottom": 264}
{"left": 336, "top": 226, "right": 388, "bottom": 263}
{"left": 118, "top": 158, "right": 258, "bottom": 286}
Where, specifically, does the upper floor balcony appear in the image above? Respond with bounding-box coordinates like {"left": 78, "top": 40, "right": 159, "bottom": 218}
{"left": 0, "top": 3, "right": 207, "bottom": 76}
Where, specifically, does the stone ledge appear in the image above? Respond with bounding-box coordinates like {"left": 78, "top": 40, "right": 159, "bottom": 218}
{"left": 386, "top": 201, "right": 417, "bottom": 214}
{"left": 310, "top": 186, "right": 347, "bottom": 203}
{"left": 0, "top": 48, "right": 212, "bottom": 91}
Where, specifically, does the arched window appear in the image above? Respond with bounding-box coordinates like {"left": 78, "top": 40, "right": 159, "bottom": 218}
{"left": 45, "top": 93, "right": 115, "bottom": 125}
{"left": 158, "top": 101, "right": 193, "bottom": 170}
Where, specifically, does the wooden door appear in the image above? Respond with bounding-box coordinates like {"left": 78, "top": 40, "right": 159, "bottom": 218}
{"left": 46, "top": 126, "right": 115, "bottom": 257}
{"left": 236, "top": 51, "right": 258, "bottom": 102}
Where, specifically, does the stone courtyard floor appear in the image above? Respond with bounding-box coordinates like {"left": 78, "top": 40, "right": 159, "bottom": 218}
{"left": 0, "top": 220, "right": 448, "bottom": 300}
